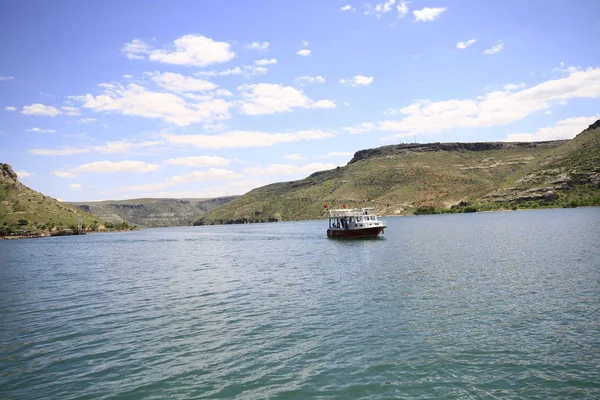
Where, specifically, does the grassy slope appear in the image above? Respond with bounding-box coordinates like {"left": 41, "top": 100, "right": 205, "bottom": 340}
{"left": 195, "top": 123, "right": 599, "bottom": 224}
{"left": 0, "top": 175, "right": 104, "bottom": 230}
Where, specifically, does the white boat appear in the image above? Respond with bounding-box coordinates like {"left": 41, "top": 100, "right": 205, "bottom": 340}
{"left": 326, "top": 207, "right": 386, "bottom": 238}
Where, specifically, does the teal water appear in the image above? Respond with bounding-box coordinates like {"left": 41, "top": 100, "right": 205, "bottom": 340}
{"left": 1, "top": 208, "right": 599, "bottom": 399}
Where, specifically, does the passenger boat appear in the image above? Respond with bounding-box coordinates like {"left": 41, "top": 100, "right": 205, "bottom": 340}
{"left": 326, "top": 206, "right": 386, "bottom": 238}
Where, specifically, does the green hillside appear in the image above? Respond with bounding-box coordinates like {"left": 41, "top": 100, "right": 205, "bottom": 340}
{"left": 69, "top": 196, "right": 237, "bottom": 228}
{"left": 0, "top": 164, "right": 107, "bottom": 234}
{"left": 194, "top": 120, "right": 600, "bottom": 224}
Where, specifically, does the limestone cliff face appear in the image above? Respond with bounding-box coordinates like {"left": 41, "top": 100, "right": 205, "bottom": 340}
{"left": 348, "top": 141, "right": 566, "bottom": 164}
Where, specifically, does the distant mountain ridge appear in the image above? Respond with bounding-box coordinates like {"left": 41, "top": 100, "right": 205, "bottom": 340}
{"left": 194, "top": 120, "right": 600, "bottom": 224}
{"left": 69, "top": 196, "right": 237, "bottom": 228}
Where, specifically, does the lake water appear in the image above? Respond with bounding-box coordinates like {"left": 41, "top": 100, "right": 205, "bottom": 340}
{"left": 1, "top": 208, "right": 599, "bottom": 399}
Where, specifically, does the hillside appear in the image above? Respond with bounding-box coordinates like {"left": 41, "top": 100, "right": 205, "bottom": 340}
{"left": 194, "top": 120, "right": 600, "bottom": 224}
{"left": 69, "top": 196, "right": 237, "bottom": 228}
{"left": 0, "top": 164, "right": 106, "bottom": 233}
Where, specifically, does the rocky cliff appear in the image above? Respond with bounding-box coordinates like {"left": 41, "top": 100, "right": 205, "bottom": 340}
{"left": 348, "top": 140, "right": 566, "bottom": 164}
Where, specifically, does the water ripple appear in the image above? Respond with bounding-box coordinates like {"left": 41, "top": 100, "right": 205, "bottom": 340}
{"left": 1, "top": 208, "right": 599, "bottom": 399}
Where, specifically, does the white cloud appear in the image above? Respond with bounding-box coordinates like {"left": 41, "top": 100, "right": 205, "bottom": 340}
{"left": 503, "top": 82, "right": 526, "bottom": 91}
{"left": 284, "top": 154, "right": 305, "bottom": 160}
{"left": 4, "top": 106, "right": 16, "bottom": 111}
{"left": 74, "top": 83, "right": 231, "bottom": 126}
{"left": 167, "top": 169, "right": 242, "bottom": 185}
{"left": 165, "top": 156, "right": 230, "bottom": 167}
{"left": 312, "top": 99, "right": 336, "bottom": 108}
{"left": 123, "top": 179, "right": 266, "bottom": 198}
{"left": 26, "top": 127, "right": 56, "bottom": 133}
{"left": 294, "top": 75, "right": 326, "bottom": 86}
{"left": 53, "top": 160, "right": 160, "bottom": 178}
{"left": 238, "top": 83, "right": 335, "bottom": 115}
{"left": 340, "top": 5, "right": 355, "bottom": 11}
{"left": 122, "top": 39, "right": 151, "bottom": 60}
{"left": 77, "top": 118, "right": 97, "bottom": 124}
{"left": 148, "top": 71, "right": 218, "bottom": 92}
{"left": 203, "top": 122, "right": 228, "bottom": 131}
{"left": 15, "top": 170, "right": 33, "bottom": 178}
{"left": 163, "top": 129, "right": 334, "bottom": 149}
{"left": 457, "top": 39, "right": 476, "bottom": 49}
{"left": 247, "top": 41, "right": 270, "bottom": 51}
{"left": 339, "top": 75, "right": 374, "bottom": 86}
{"left": 0, "top": 76, "right": 15, "bottom": 81}
{"left": 61, "top": 106, "right": 80, "bottom": 116}
{"left": 504, "top": 116, "right": 599, "bottom": 142}
{"left": 552, "top": 62, "right": 580, "bottom": 75}
{"left": 397, "top": 0, "right": 408, "bottom": 17}
{"left": 32, "top": 147, "right": 90, "bottom": 156}
{"left": 254, "top": 58, "right": 277, "bottom": 65}
{"left": 30, "top": 140, "right": 163, "bottom": 156}
{"left": 301, "top": 40, "right": 309, "bottom": 47}
{"left": 69, "top": 183, "right": 83, "bottom": 191}
{"left": 343, "top": 122, "right": 375, "bottom": 134}
{"left": 297, "top": 49, "right": 311, "bottom": 56}
{"left": 413, "top": 7, "right": 446, "bottom": 22}
{"left": 123, "top": 35, "right": 235, "bottom": 67}
{"left": 120, "top": 168, "right": 242, "bottom": 192}
{"left": 357, "top": 67, "right": 600, "bottom": 139}
{"left": 375, "top": 0, "right": 396, "bottom": 14}
{"left": 22, "top": 103, "right": 62, "bottom": 117}
{"left": 195, "top": 65, "right": 267, "bottom": 78}
{"left": 245, "top": 162, "right": 336, "bottom": 177}
{"left": 483, "top": 40, "right": 504, "bottom": 55}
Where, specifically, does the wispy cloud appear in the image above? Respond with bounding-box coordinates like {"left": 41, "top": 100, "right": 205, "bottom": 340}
{"left": 163, "top": 129, "right": 334, "bottom": 149}
{"left": 246, "top": 41, "right": 270, "bottom": 51}
{"left": 339, "top": 75, "right": 374, "bottom": 87}
{"left": 26, "top": 127, "right": 56, "bottom": 133}
{"left": 483, "top": 40, "right": 504, "bottom": 55}
{"left": 52, "top": 160, "right": 160, "bottom": 178}
{"left": 457, "top": 39, "right": 476, "bottom": 49}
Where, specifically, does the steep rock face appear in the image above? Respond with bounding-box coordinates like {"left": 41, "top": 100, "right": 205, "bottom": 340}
{"left": 69, "top": 196, "right": 238, "bottom": 228}
{"left": 348, "top": 141, "right": 566, "bottom": 164}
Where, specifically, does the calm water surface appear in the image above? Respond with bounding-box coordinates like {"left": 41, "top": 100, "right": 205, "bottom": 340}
{"left": 1, "top": 208, "right": 599, "bottom": 399}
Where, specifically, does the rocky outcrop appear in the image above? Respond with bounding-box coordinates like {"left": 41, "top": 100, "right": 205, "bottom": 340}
{"left": 581, "top": 119, "right": 600, "bottom": 133}
{"left": 0, "top": 163, "right": 18, "bottom": 183}
{"left": 348, "top": 141, "right": 566, "bottom": 164}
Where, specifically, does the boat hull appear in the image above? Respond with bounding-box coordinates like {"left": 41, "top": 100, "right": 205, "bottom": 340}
{"left": 327, "top": 226, "right": 385, "bottom": 238}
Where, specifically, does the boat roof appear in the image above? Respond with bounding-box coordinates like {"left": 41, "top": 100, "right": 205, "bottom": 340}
{"left": 328, "top": 207, "right": 377, "bottom": 217}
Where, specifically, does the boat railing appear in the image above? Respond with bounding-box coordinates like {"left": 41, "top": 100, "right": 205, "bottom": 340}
{"left": 328, "top": 208, "right": 377, "bottom": 218}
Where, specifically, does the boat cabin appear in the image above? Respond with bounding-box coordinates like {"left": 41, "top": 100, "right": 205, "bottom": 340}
{"left": 327, "top": 207, "right": 384, "bottom": 231}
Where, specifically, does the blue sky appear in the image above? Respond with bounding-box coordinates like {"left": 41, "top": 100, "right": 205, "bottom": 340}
{"left": 1, "top": 0, "right": 599, "bottom": 201}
